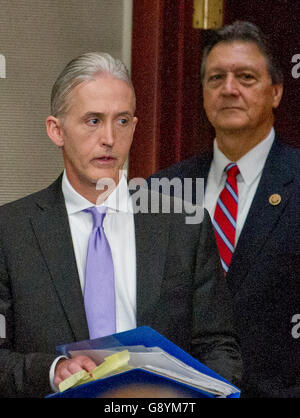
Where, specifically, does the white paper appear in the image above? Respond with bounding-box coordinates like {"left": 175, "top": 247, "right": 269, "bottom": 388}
{"left": 69, "top": 345, "right": 239, "bottom": 396}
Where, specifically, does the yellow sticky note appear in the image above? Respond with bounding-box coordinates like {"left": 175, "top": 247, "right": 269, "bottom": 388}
{"left": 59, "top": 350, "right": 130, "bottom": 392}
{"left": 92, "top": 350, "right": 130, "bottom": 380}
{"left": 59, "top": 369, "right": 91, "bottom": 393}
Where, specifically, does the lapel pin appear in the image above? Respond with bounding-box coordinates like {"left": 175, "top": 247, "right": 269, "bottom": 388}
{"left": 269, "top": 193, "right": 281, "bottom": 206}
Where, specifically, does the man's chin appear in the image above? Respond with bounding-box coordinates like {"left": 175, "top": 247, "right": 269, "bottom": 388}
{"left": 214, "top": 118, "right": 250, "bottom": 133}
{"left": 89, "top": 166, "right": 121, "bottom": 182}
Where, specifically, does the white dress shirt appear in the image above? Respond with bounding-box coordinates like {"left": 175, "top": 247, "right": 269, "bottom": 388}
{"left": 204, "top": 128, "right": 275, "bottom": 246}
{"left": 62, "top": 170, "right": 137, "bottom": 332}
{"left": 50, "top": 171, "right": 136, "bottom": 390}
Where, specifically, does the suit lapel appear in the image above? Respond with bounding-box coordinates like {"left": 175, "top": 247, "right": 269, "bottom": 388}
{"left": 192, "top": 152, "right": 213, "bottom": 200}
{"left": 134, "top": 201, "right": 169, "bottom": 326}
{"left": 227, "top": 140, "right": 296, "bottom": 290}
{"left": 30, "top": 176, "right": 89, "bottom": 341}
{"left": 198, "top": 152, "right": 213, "bottom": 189}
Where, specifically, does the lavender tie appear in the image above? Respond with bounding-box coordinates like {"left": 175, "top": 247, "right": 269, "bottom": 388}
{"left": 84, "top": 206, "right": 116, "bottom": 339}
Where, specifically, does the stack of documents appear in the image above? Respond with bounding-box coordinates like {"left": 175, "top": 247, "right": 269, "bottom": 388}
{"left": 48, "top": 326, "right": 240, "bottom": 398}
{"left": 62, "top": 345, "right": 238, "bottom": 397}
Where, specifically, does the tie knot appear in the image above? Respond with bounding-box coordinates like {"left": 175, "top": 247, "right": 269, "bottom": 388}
{"left": 225, "top": 162, "right": 239, "bottom": 179}
{"left": 85, "top": 206, "right": 106, "bottom": 229}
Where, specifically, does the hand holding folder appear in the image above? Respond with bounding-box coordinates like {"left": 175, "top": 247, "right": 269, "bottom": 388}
{"left": 47, "top": 327, "right": 241, "bottom": 398}
{"left": 58, "top": 350, "right": 132, "bottom": 392}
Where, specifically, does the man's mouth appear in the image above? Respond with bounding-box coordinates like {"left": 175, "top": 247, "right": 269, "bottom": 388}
{"left": 91, "top": 156, "right": 117, "bottom": 165}
{"left": 97, "top": 156, "right": 115, "bottom": 160}
{"left": 220, "top": 106, "right": 244, "bottom": 111}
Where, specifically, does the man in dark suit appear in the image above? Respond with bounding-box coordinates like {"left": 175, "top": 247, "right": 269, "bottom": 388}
{"left": 0, "top": 52, "right": 241, "bottom": 397}
{"left": 150, "top": 21, "right": 300, "bottom": 397}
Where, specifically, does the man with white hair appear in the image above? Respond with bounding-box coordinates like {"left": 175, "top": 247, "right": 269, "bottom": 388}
{"left": 0, "top": 52, "right": 241, "bottom": 397}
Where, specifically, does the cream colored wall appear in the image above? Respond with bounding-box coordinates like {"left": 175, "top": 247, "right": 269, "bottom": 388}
{"left": 0, "top": 0, "right": 132, "bottom": 204}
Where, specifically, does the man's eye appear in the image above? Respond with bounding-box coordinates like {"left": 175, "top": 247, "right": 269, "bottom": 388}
{"left": 240, "top": 73, "right": 255, "bottom": 82}
{"left": 206, "top": 74, "right": 224, "bottom": 86}
{"left": 87, "top": 118, "right": 99, "bottom": 126}
{"left": 118, "top": 118, "right": 129, "bottom": 126}
{"left": 208, "top": 74, "right": 222, "bottom": 81}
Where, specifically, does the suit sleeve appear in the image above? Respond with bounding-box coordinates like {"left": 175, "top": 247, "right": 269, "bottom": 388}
{"left": 190, "top": 210, "right": 243, "bottom": 387}
{"left": 0, "top": 240, "right": 57, "bottom": 398}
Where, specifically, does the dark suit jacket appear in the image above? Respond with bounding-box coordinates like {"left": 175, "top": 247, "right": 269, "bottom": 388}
{"left": 150, "top": 138, "right": 300, "bottom": 397}
{"left": 0, "top": 175, "right": 241, "bottom": 397}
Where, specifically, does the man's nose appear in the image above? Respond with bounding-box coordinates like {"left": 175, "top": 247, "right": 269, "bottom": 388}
{"left": 221, "top": 73, "right": 239, "bottom": 96}
{"left": 99, "top": 122, "right": 115, "bottom": 147}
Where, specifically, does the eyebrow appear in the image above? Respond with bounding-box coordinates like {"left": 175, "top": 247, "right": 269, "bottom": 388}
{"left": 206, "top": 65, "right": 260, "bottom": 74}
{"left": 82, "top": 111, "right": 134, "bottom": 119}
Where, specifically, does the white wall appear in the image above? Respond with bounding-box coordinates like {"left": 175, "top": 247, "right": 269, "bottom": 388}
{"left": 0, "top": 0, "right": 133, "bottom": 204}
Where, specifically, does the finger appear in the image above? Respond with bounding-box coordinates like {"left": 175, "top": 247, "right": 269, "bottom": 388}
{"left": 53, "top": 375, "right": 62, "bottom": 387}
{"left": 53, "top": 368, "right": 72, "bottom": 387}
{"left": 54, "top": 359, "right": 78, "bottom": 382}
{"left": 59, "top": 366, "right": 73, "bottom": 381}
{"left": 81, "top": 357, "right": 97, "bottom": 372}
{"left": 73, "top": 355, "right": 97, "bottom": 372}
{"left": 68, "top": 361, "right": 85, "bottom": 375}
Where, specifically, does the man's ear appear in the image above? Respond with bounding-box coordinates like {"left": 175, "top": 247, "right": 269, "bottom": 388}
{"left": 132, "top": 116, "right": 138, "bottom": 134}
{"left": 272, "top": 83, "right": 283, "bottom": 109}
{"left": 46, "top": 116, "right": 64, "bottom": 147}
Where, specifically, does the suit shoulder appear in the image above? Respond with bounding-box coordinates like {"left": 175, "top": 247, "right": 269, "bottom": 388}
{"left": 0, "top": 191, "right": 38, "bottom": 215}
{"left": 145, "top": 188, "right": 209, "bottom": 230}
{"left": 0, "top": 176, "right": 62, "bottom": 220}
{"left": 276, "top": 138, "right": 300, "bottom": 159}
{"left": 274, "top": 139, "right": 300, "bottom": 177}
{"left": 148, "top": 153, "right": 212, "bottom": 180}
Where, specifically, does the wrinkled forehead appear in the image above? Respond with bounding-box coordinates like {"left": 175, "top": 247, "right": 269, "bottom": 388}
{"left": 64, "top": 74, "right": 136, "bottom": 116}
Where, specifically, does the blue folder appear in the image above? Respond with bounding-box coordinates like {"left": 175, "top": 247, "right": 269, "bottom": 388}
{"left": 46, "top": 326, "right": 240, "bottom": 398}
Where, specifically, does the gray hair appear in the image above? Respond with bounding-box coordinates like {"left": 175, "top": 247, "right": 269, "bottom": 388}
{"left": 201, "top": 21, "right": 283, "bottom": 85}
{"left": 50, "top": 52, "right": 135, "bottom": 118}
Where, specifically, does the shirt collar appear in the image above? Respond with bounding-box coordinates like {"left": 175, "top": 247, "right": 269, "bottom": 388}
{"left": 62, "top": 170, "right": 131, "bottom": 215}
{"left": 212, "top": 127, "right": 275, "bottom": 186}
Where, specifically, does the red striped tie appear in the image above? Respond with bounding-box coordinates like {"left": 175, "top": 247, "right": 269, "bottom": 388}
{"left": 213, "top": 163, "right": 240, "bottom": 272}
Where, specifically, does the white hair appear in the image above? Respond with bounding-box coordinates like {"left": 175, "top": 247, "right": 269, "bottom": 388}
{"left": 50, "top": 52, "right": 135, "bottom": 117}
